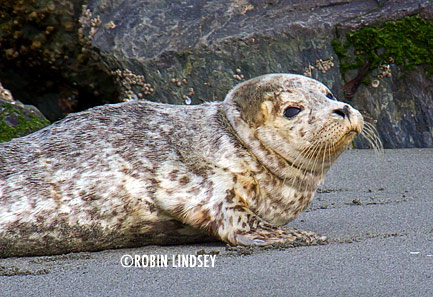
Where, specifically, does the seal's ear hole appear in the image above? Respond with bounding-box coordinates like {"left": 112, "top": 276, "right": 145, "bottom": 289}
{"left": 283, "top": 106, "right": 302, "bottom": 119}
{"left": 260, "top": 101, "right": 274, "bottom": 120}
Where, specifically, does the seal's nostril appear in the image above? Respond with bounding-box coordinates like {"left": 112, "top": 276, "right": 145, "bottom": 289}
{"left": 333, "top": 109, "right": 346, "bottom": 118}
{"left": 333, "top": 105, "right": 350, "bottom": 119}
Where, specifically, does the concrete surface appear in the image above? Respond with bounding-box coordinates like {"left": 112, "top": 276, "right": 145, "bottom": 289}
{"left": 0, "top": 149, "right": 432, "bottom": 296}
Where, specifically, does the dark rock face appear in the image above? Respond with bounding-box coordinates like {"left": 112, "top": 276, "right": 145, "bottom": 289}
{"left": 352, "top": 66, "right": 433, "bottom": 148}
{"left": 0, "top": 0, "right": 119, "bottom": 122}
{"left": 1, "top": 0, "right": 432, "bottom": 147}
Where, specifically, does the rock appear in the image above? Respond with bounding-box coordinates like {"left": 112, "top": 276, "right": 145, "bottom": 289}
{"left": 0, "top": 83, "right": 49, "bottom": 143}
{"left": 1, "top": 0, "right": 432, "bottom": 147}
{"left": 351, "top": 65, "right": 433, "bottom": 148}
{"left": 333, "top": 14, "right": 433, "bottom": 148}
{"left": 83, "top": 0, "right": 351, "bottom": 104}
{"left": 0, "top": 0, "right": 119, "bottom": 122}
{"left": 80, "top": 0, "right": 433, "bottom": 148}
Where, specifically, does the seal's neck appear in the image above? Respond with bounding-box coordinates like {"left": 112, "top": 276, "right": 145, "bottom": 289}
{"left": 222, "top": 104, "right": 328, "bottom": 225}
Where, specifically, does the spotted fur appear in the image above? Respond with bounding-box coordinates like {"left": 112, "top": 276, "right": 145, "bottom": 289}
{"left": 0, "top": 74, "right": 363, "bottom": 257}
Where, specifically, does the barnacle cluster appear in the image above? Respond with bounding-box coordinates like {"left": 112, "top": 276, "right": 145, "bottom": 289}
{"left": 303, "top": 57, "right": 335, "bottom": 77}
{"left": 112, "top": 69, "right": 154, "bottom": 100}
{"left": 315, "top": 57, "right": 334, "bottom": 74}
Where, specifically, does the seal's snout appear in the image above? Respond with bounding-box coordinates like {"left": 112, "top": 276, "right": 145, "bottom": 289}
{"left": 331, "top": 103, "right": 363, "bottom": 135}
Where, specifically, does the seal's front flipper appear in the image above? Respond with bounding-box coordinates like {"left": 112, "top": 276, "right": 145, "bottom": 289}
{"left": 189, "top": 203, "right": 328, "bottom": 247}
{"left": 165, "top": 196, "right": 327, "bottom": 247}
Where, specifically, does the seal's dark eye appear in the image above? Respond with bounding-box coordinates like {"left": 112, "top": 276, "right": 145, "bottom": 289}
{"left": 326, "top": 93, "right": 334, "bottom": 100}
{"left": 283, "top": 107, "right": 302, "bottom": 119}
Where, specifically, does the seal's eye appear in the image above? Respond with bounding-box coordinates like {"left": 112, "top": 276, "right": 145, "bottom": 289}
{"left": 283, "top": 107, "right": 302, "bottom": 119}
{"left": 326, "top": 93, "right": 334, "bottom": 100}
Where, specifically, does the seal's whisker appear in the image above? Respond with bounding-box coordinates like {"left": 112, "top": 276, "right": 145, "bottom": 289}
{"left": 321, "top": 143, "right": 328, "bottom": 177}
{"left": 282, "top": 141, "right": 314, "bottom": 184}
{"left": 285, "top": 141, "right": 316, "bottom": 185}
{"left": 361, "top": 123, "right": 378, "bottom": 143}
{"left": 303, "top": 143, "right": 324, "bottom": 193}
{"left": 299, "top": 141, "right": 321, "bottom": 190}
{"left": 310, "top": 143, "right": 323, "bottom": 173}
{"left": 291, "top": 142, "right": 315, "bottom": 173}
{"left": 289, "top": 143, "right": 317, "bottom": 190}
{"left": 367, "top": 125, "right": 383, "bottom": 152}
{"left": 301, "top": 142, "right": 319, "bottom": 171}
{"left": 362, "top": 132, "right": 378, "bottom": 151}
{"left": 361, "top": 121, "right": 383, "bottom": 154}
{"left": 282, "top": 148, "right": 306, "bottom": 184}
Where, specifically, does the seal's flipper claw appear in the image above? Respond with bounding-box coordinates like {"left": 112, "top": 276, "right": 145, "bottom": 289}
{"left": 233, "top": 235, "right": 268, "bottom": 246}
{"left": 226, "top": 226, "right": 328, "bottom": 247}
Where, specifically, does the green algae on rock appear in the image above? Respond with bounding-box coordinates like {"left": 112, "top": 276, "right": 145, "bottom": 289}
{"left": 332, "top": 15, "right": 433, "bottom": 83}
{"left": 0, "top": 100, "right": 50, "bottom": 143}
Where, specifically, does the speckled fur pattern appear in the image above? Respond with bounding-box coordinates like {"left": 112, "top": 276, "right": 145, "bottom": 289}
{"left": 0, "top": 74, "right": 363, "bottom": 257}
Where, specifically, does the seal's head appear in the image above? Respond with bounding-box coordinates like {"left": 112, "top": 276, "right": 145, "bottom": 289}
{"left": 224, "top": 73, "right": 368, "bottom": 176}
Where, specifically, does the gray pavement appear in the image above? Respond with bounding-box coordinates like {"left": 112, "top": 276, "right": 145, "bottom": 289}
{"left": 0, "top": 149, "right": 432, "bottom": 296}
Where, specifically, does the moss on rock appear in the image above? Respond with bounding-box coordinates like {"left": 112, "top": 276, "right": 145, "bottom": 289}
{"left": 0, "top": 101, "right": 50, "bottom": 142}
{"left": 332, "top": 15, "right": 433, "bottom": 81}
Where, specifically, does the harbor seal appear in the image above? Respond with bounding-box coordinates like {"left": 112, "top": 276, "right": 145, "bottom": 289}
{"left": 0, "top": 73, "right": 378, "bottom": 257}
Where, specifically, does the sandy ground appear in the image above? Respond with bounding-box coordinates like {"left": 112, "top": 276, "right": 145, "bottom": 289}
{"left": 0, "top": 149, "right": 432, "bottom": 296}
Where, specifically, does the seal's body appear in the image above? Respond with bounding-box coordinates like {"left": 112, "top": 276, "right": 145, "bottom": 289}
{"left": 0, "top": 74, "right": 365, "bottom": 257}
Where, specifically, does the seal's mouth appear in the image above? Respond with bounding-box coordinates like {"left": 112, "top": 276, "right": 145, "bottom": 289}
{"left": 346, "top": 129, "right": 359, "bottom": 136}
